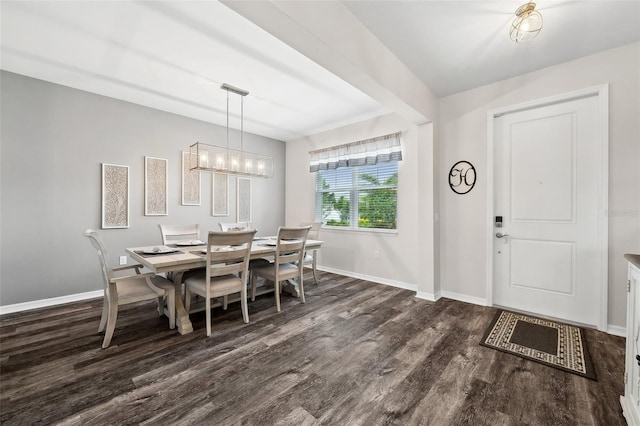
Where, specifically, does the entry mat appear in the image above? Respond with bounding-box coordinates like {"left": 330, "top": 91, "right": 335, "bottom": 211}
{"left": 480, "top": 310, "right": 596, "bottom": 380}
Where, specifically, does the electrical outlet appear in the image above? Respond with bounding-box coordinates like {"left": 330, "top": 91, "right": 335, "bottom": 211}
{"left": 373, "top": 250, "right": 380, "bottom": 259}
{"left": 119, "top": 255, "right": 127, "bottom": 265}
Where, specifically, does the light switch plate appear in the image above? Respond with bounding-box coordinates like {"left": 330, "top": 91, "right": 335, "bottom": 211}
{"left": 119, "top": 255, "right": 127, "bottom": 265}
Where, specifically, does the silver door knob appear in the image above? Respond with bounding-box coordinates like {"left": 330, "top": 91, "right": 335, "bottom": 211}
{"left": 496, "top": 232, "right": 509, "bottom": 238}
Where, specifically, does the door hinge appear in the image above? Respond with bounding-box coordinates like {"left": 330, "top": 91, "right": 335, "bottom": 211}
{"left": 625, "top": 371, "right": 628, "bottom": 384}
{"left": 629, "top": 279, "right": 632, "bottom": 293}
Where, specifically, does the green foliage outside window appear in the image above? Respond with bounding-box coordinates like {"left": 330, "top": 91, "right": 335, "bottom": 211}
{"left": 357, "top": 173, "right": 397, "bottom": 229}
{"left": 316, "top": 162, "right": 398, "bottom": 230}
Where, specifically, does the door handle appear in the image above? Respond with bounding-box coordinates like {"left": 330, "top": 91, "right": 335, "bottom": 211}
{"left": 496, "top": 232, "right": 509, "bottom": 238}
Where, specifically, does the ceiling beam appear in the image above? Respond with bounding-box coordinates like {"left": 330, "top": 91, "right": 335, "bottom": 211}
{"left": 222, "top": 0, "right": 437, "bottom": 126}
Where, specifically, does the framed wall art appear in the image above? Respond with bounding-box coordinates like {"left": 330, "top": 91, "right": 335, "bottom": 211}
{"left": 101, "top": 163, "right": 129, "bottom": 229}
{"left": 181, "top": 151, "right": 201, "bottom": 206}
{"left": 211, "top": 172, "right": 229, "bottom": 216}
{"left": 145, "top": 156, "right": 168, "bottom": 215}
{"left": 237, "top": 177, "right": 251, "bottom": 223}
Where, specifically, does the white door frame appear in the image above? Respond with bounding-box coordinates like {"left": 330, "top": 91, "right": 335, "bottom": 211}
{"left": 485, "top": 84, "right": 609, "bottom": 331}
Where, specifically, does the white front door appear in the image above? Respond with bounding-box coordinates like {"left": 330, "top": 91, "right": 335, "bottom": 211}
{"left": 493, "top": 94, "right": 605, "bottom": 327}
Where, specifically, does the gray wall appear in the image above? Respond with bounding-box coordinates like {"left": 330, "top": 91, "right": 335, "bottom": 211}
{"left": 0, "top": 71, "right": 286, "bottom": 306}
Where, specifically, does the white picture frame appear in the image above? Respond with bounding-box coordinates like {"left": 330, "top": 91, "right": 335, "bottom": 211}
{"left": 181, "top": 151, "right": 201, "bottom": 206}
{"left": 144, "top": 156, "right": 168, "bottom": 216}
{"left": 237, "top": 177, "right": 251, "bottom": 223}
{"left": 211, "top": 172, "right": 229, "bottom": 216}
{"left": 101, "top": 163, "right": 129, "bottom": 229}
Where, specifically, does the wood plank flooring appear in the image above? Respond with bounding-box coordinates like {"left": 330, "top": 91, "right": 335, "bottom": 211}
{"left": 0, "top": 272, "right": 627, "bottom": 425}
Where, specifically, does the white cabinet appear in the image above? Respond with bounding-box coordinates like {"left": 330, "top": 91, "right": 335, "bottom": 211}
{"left": 621, "top": 256, "right": 640, "bottom": 426}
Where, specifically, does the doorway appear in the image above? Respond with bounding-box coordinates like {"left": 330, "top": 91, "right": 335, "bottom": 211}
{"left": 487, "top": 86, "right": 609, "bottom": 330}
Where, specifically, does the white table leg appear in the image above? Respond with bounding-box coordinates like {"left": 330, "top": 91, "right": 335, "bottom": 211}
{"left": 281, "top": 279, "right": 301, "bottom": 298}
{"left": 172, "top": 271, "right": 193, "bottom": 335}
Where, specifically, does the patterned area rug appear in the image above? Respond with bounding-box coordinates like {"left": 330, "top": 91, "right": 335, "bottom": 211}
{"left": 480, "top": 310, "right": 597, "bottom": 380}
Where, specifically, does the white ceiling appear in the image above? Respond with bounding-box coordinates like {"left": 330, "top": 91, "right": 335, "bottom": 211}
{"left": 2, "top": 1, "right": 639, "bottom": 141}
{"left": 344, "top": 0, "right": 640, "bottom": 97}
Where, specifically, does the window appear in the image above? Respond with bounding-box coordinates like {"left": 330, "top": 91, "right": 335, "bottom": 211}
{"left": 315, "top": 162, "right": 398, "bottom": 230}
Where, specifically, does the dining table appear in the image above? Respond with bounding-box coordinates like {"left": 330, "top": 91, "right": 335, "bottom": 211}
{"left": 126, "top": 237, "right": 323, "bottom": 335}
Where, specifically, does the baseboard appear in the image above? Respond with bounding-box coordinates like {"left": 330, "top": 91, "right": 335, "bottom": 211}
{"left": 415, "top": 291, "right": 438, "bottom": 301}
{"left": 0, "top": 290, "right": 103, "bottom": 316}
{"left": 439, "top": 291, "right": 489, "bottom": 307}
{"left": 607, "top": 324, "right": 626, "bottom": 337}
{"left": 317, "top": 266, "right": 417, "bottom": 292}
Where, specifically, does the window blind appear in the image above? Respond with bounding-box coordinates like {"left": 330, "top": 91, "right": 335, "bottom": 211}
{"left": 315, "top": 162, "right": 398, "bottom": 230}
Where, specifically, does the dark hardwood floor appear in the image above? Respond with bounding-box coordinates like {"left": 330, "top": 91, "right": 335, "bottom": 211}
{"left": 0, "top": 272, "right": 627, "bottom": 425}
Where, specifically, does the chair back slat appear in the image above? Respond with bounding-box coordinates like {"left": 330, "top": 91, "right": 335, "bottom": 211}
{"left": 275, "top": 226, "right": 311, "bottom": 267}
{"left": 159, "top": 224, "right": 200, "bottom": 245}
{"left": 277, "top": 251, "right": 302, "bottom": 265}
{"left": 206, "top": 230, "right": 256, "bottom": 279}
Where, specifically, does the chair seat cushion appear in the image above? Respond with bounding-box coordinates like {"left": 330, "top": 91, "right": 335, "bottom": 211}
{"left": 252, "top": 263, "right": 300, "bottom": 281}
{"left": 184, "top": 274, "right": 243, "bottom": 298}
{"left": 117, "top": 276, "right": 171, "bottom": 304}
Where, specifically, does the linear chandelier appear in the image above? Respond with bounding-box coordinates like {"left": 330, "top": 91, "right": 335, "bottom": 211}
{"left": 189, "top": 83, "right": 274, "bottom": 178}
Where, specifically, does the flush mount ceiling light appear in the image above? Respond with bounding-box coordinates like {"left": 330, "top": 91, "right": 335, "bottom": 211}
{"left": 510, "top": 2, "right": 543, "bottom": 43}
{"left": 189, "top": 84, "right": 273, "bottom": 178}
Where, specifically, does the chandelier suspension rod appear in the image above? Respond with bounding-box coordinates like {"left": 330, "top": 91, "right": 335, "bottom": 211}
{"left": 226, "top": 89, "right": 229, "bottom": 151}
{"left": 241, "top": 95, "right": 244, "bottom": 153}
{"left": 189, "top": 82, "right": 272, "bottom": 178}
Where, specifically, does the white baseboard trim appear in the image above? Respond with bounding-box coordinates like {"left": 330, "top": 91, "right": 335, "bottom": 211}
{"left": 317, "top": 266, "right": 417, "bottom": 292}
{"left": 0, "top": 290, "right": 103, "bottom": 316}
{"left": 415, "top": 291, "right": 438, "bottom": 301}
{"left": 438, "top": 291, "right": 489, "bottom": 307}
{"left": 607, "top": 324, "right": 626, "bottom": 337}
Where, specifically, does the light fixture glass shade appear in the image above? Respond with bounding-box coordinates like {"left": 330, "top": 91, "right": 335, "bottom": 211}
{"left": 510, "top": 2, "right": 543, "bottom": 43}
{"left": 189, "top": 142, "right": 274, "bottom": 178}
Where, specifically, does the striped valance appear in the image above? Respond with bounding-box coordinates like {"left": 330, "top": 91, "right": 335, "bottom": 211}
{"left": 309, "top": 132, "right": 402, "bottom": 172}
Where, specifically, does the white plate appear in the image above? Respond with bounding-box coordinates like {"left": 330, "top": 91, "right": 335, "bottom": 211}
{"left": 200, "top": 245, "right": 234, "bottom": 253}
{"left": 142, "top": 246, "right": 179, "bottom": 255}
{"left": 175, "top": 240, "right": 205, "bottom": 246}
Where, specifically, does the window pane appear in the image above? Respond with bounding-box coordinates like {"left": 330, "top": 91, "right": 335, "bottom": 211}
{"left": 315, "top": 161, "right": 398, "bottom": 230}
{"left": 358, "top": 188, "right": 397, "bottom": 229}
{"left": 319, "top": 168, "right": 352, "bottom": 191}
{"left": 321, "top": 190, "right": 350, "bottom": 226}
{"left": 357, "top": 163, "right": 397, "bottom": 188}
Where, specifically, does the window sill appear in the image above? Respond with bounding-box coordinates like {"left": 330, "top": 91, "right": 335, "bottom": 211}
{"left": 321, "top": 226, "right": 398, "bottom": 235}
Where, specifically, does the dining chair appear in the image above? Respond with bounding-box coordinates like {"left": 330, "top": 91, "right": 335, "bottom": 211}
{"left": 184, "top": 229, "right": 257, "bottom": 337}
{"left": 84, "top": 229, "right": 176, "bottom": 348}
{"left": 159, "top": 224, "right": 201, "bottom": 245}
{"left": 158, "top": 223, "right": 209, "bottom": 307}
{"left": 219, "top": 222, "right": 250, "bottom": 231}
{"left": 250, "top": 226, "right": 311, "bottom": 312}
{"left": 217, "top": 222, "right": 268, "bottom": 308}
{"left": 300, "top": 222, "right": 322, "bottom": 285}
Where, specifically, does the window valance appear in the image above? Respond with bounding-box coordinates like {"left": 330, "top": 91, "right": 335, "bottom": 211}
{"left": 309, "top": 131, "right": 402, "bottom": 172}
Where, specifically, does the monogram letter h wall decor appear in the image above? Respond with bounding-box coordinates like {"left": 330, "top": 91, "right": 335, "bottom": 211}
{"left": 449, "top": 160, "right": 476, "bottom": 194}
